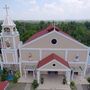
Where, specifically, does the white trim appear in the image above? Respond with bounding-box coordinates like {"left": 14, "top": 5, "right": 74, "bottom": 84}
{"left": 2, "top": 62, "right": 19, "bottom": 64}
{"left": 69, "top": 62, "right": 86, "bottom": 64}
{"left": 84, "top": 50, "right": 89, "bottom": 76}
{"left": 38, "top": 69, "right": 70, "bottom": 71}
{"left": 38, "top": 59, "right": 70, "bottom": 70}
{"left": 20, "top": 48, "right": 88, "bottom": 51}
{"left": 24, "top": 68, "right": 35, "bottom": 71}
{"left": 21, "top": 61, "right": 38, "bottom": 63}
{"left": 1, "top": 49, "right": 17, "bottom": 52}
{"left": 1, "top": 33, "right": 19, "bottom": 37}
{"left": 22, "top": 30, "right": 88, "bottom": 49}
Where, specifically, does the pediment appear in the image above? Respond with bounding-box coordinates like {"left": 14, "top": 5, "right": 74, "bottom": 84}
{"left": 22, "top": 30, "right": 87, "bottom": 49}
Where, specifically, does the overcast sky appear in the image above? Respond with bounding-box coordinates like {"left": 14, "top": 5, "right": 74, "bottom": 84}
{"left": 0, "top": 0, "right": 90, "bottom": 20}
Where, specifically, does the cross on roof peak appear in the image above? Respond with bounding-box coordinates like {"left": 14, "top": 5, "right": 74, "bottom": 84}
{"left": 52, "top": 21, "right": 56, "bottom": 30}
{"left": 3, "top": 5, "right": 9, "bottom": 16}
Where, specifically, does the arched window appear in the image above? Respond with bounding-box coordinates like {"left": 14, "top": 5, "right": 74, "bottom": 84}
{"left": 13, "top": 27, "right": 16, "bottom": 32}
{"left": 4, "top": 27, "right": 10, "bottom": 32}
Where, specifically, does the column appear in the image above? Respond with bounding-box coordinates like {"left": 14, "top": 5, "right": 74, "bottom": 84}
{"left": 24, "top": 70, "right": 27, "bottom": 78}
{"left": 19, "top": 62, "right": 22, "bottom": 77}
{"left": 33, "top": 70, "right": 35, "bottom": 79}
{"left": 37, "top": 71, "right": 40, "bottom": 84}
{"left": 1, "top": 62, "right": 3, "bottom": 70}
{"left": 71, "top": 71, "right": 74, "bottom": 80}
{"left": 66, "top": 71, "right": 71, "bottom": 84}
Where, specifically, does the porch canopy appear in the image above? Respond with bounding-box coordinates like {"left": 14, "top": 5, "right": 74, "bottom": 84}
{"left": 37, "top": 53, "right": 71, "bottom": 84}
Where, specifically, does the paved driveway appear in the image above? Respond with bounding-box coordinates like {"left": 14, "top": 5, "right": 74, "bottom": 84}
{"left": 37, "top": 75, "right": 70, "bottom": 90}
{"left": 82, "top": 84, "right": 90, "bottom": 90}
{"left": 76, "top": 84, "right": 90, "bottom": 90}
{"left": 7, "top": 83, "right": 26, "bottom": 90}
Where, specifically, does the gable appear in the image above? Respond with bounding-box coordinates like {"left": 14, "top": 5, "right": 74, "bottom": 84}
{"left": 38, "top": 59, "right": 69, "bottom": 70}
{"left": 22, "top": 31, "right": 87, "bottom": 49}
{"left": 37, "top": 53, "right": 70, "bottom": 69}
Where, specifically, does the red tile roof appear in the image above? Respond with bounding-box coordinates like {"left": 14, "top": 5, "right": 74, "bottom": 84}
{"left": 24, "top": 24, "right": 72, "bottom": 44}
{"left": 37, "top": 53, "right": 70, "bottom": 68}
{"left": 0, "top": 81, "right": 9, "bottom": 90}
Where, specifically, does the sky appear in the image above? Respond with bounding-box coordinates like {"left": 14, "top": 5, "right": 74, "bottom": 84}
{"left": 0, "top": 0, "right": 90, "bottom": 20}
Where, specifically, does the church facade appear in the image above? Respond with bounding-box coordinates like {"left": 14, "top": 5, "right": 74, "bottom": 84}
{"left": 0, "top": 8, "right": 89, "bottom": 84}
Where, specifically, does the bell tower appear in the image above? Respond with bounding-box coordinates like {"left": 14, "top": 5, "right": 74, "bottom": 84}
{"left": 1, "top": 5, "right": 20, "bottom": 64}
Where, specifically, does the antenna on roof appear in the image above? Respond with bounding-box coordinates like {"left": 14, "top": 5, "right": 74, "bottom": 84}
{"left": 3, "top": 4, "right": 9, "bottom": 16}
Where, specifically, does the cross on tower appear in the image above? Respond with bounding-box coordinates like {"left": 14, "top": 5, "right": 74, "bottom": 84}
{"left": 3, "top": 5, "right": 9, "bottom": 16}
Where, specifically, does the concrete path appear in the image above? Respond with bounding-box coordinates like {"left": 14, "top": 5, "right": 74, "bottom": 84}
{"left": 76, "top": 84, "right": 83, "bottom": 90}
{"left": 25, "top": 84, "right": 31, "bottom": 90}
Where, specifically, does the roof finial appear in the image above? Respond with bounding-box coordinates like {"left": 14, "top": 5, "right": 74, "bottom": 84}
{"left": 4, "top": 5, "right": 9, "bottom": 16}
{"left": 53, "top": 21, "right": 55, "bottom": 31}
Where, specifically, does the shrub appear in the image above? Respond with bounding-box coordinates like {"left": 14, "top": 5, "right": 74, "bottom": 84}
{"left": 87, "top": 77, "right": 90, "bottom": 83}
{"left": 70, "top": 81, "right": 75, "bottom": 86}
{"left": 1, "top": 68, "right": 8, "bottom": 81}
{"left": 32, "top": 80, "right": 39, "bottom": 90}
{"left": 1, "top": 73, "right": 7, "bottom": 81}
{"left": 70, "top": 81, "right": 77, "bottom": 90}
{"left": 13, "top": 71, "right": 20, "bottom": 83}
{"left": 15, "top": 71, "right": 20, "bottom": 79}
{"left": 13, "top": 75, "right": 18, "bottom": 83}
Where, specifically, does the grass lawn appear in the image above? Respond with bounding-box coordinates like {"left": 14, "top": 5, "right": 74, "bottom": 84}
{"left": 7, "top": 82, "right": 26, "bottom": 90}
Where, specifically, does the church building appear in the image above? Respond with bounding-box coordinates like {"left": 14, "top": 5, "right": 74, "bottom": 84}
{"left": 0, "top": 6, "right": 89, "bottom": 84}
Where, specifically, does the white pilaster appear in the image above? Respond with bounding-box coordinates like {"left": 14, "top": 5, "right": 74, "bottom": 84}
{"left": 1, "top": 62, "right": 3, "bottom": 70}
{"left": 65, "top": 50, "right": 68, "bottom": 61}
{"left": 71, "top": 70, "right": 74, "bottom": 80}
{"left": 40, "top": 50, "right": 42, "bottom": 60}
{"left": 37, "top": 71, "right": 40, "bottom": 84}
{"left": 84, "top": 50, "right": 89, "bottom": 77}
{"left": 24, "top": 70, "right": 26, "bottom": 78}
{"left": 33, "top": 70, "right": 35, "bottom": 79}
{"left": 66, "top": 71, "right": 71, "bottom": 84}
{"left": 19, "top": 62, "right": 22, "bottom": 77}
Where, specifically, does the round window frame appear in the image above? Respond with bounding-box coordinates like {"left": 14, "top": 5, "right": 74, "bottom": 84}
{"left": 51, "top": 39, "right": 57, "bottom": 44}
{"left": 52, "top": 64, "right": 56, "bottom": 66}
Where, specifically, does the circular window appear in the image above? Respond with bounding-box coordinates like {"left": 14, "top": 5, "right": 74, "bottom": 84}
{"left": 51, "top": 39, "right": 57, "bottom": 44}
{"left": 53, "top": 64, "right": 56, "bottom": 66}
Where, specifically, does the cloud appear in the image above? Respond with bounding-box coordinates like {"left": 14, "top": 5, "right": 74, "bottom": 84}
{"left": 0, "top": 0, "right": 90, "bottom": 20}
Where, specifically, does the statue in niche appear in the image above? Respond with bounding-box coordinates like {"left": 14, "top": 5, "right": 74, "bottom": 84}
{"left": 5, "top": 39, "right": 10, "bottom": 47}
{"left": 28, "top": 53, "right": 32, "bottom": 60}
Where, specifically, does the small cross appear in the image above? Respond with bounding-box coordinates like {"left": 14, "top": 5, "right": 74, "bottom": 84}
{"left": 53, "top": 21, "right": 55, "bottom": 30}
{"left": 3, "top": 5, "right": 9, "bottom": 16}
